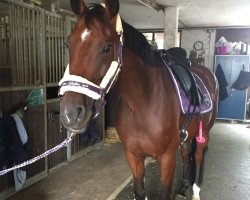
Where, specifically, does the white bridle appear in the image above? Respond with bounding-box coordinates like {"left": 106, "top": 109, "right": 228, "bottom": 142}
{"left": 59, "top": 60, "right": 121, "bottom": 100}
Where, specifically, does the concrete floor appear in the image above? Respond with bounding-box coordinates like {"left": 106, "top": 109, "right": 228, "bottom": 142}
{"left": 6, "top": 121, "right": 250, "bottom": 200}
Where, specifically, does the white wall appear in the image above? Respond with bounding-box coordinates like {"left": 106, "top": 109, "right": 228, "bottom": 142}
{"left": 180, "top": 29, "right": 216, "bottom": 71}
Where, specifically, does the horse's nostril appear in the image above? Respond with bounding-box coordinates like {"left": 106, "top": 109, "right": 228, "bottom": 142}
{"left": 76, "top": 105, "right": 86, "bottom": 122}
{"left": 61, "top": 105, "right": 86, "bottom": 126}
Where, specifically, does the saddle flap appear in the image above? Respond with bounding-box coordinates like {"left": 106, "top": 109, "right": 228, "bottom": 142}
{"left": 172, "top": 63, "right": 203, "bottom": 106}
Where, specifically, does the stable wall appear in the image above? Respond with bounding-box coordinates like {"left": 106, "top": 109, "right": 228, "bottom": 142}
{"left": 180, "top": 29, "right": 216, "bottom": 71}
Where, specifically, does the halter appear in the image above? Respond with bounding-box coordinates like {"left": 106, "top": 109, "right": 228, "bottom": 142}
{"left": 58, "top": 13, "right": 123, "bottom": 118}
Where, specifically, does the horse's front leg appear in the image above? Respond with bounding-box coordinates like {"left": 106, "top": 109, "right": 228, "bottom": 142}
{"left": 125, "top": 150, "right": 147, "bottom": 200}
{"left": 159, "top": 150, "right": 177, "bottom": 200}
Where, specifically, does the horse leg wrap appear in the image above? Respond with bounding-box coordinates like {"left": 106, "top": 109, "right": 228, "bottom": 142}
{"left": 182, "top": 179, "right": 190, "bottom": 187}
{"left": 134, "top": 190, "right": 146, "bottom": 200}
{"left": 179, "top": 178, "right": 190, "bottom": 195}
{"left": 174, "top": 194, "right": 187, "bottom": 200}
{"left": 192, "top": 183, "right": 200, "bottom": 200}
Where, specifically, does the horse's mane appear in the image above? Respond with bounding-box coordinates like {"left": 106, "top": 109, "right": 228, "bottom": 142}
{"left": 122, "top": 20, "right": 162, "bottom": 66}
{"left": 84, "top": 4, "right": 161, "bottom": 66}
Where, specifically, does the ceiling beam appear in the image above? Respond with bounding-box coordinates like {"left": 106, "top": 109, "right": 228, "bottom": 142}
{"left": 137, "top": 0, "right": 165, "bottom": 12}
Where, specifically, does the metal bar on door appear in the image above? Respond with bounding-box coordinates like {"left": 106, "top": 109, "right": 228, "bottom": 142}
{"left": 19, "top": 6, "right": 24, "bottom": 85}
{"left": 58, "top": 18, "right": 61, "bottom": 82}
{"left": 58, "top": 19, "right": 62, "bottom": 80}
{"left": 9, "top": 5, "right": 15, "bottom": 84}
{"left": 23, "top": 7, "right": 28, "bottom": 85}
{"left": 0, "top": 17, "right": 3, "bottom": 67}
{"left": 37, "top": 12, "right": 41, "bottom": 84}
{"left": 1, "top": 16, "right": 2, "bottom": 66}
{"left": 51, "top": 17, "right": 55, "bottom": 83}
{"left": 48, "top": 15, "right": 51, "bottom": 84}
{"left": 55, "top": 17, "right": 58, "bottom": 83}
{"left": 28, "top": 9, "right": 32, "bottom": 84}
{"left": 32, "top": 10, "right": 36, "bottom": 84}
{"left": 16, "top": 6, "right": 20, "bottom": 84}
{"left": 6, "top": 16, "right": 9, "bottom": 67}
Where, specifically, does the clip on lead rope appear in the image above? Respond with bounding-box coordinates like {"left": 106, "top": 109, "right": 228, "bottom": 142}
{"left": 196, "top": 120, "right": 205, "bottom": 143}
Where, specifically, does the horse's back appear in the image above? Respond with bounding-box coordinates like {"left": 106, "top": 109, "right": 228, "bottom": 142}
{"left": 191, "top": 64, "right": 218, "bottom": 100}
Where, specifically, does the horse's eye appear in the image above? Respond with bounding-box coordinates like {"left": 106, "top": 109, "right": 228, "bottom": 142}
{"left": 103, "top": 44, "right": 112, "bottom": 53}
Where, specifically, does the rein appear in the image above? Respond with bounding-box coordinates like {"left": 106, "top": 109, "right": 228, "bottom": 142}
{"left": 58, "top": 14, "right": 124, "bottom": 118}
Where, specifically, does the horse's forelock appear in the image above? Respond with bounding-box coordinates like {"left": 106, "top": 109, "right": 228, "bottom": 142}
{"left": 84, "top": 4, "right": 110, "bottom": 30}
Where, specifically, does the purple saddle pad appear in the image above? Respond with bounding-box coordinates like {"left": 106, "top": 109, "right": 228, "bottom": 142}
{"left": 167, "top": 67, "right": 213, "bottom": 115}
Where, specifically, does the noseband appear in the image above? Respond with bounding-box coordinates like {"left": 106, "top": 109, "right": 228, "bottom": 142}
{"left": 58, "top": 14, "right": 123, "bottom": 118}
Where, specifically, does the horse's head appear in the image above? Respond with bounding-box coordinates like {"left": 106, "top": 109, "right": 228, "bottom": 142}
{"left": 59, "top": 0, "right": 122, "bottom": 133}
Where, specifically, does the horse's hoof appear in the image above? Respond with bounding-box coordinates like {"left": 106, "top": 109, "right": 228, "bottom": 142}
{"left": 192, "top": 198, "right": 200, "bottom": 200}
{"left": 133, "top": 197, "right": 148, "bottom": 200}
{"left": 174, "top": 194, "right": 187, "bottom": 200}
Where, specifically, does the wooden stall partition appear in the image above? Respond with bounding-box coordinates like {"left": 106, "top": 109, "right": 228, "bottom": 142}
{"left": 0, "top": 2, "right": 11, "bottom": 87}
{"left": 45, "top": 11, "right": 66, "bottom": 86}
{"left": 47, "top": 101, "right": 67, "bottom": 170}
{"left": 0, "top": 1, "right": 105, "bottom": 199}
{"left": 0, "top": 1, "right": 47, "bottom": 199}
{"left": 8, "top": 2, "right": 45, "bottom": 86}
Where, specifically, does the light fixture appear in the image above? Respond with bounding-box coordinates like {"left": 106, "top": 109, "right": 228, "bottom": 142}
{"left": 51, "top": 1, "right": 75, "bottom": 17}
{"left": 24, "top": 0, "right": 42, "bottom": 6}
{"left": 137, "top": 0, "right": 165, "bottom": 12}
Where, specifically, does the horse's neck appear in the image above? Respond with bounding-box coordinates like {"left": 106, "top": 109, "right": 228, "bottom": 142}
{"left": 116, "top": 49, "right": 160, "bottom": 110}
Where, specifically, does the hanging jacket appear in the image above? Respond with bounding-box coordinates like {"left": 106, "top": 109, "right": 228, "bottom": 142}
{"left": 232, "top": 70, "right": 250, "bottom": 90}
{"left": 11, "top": 113, "right": 28, "bottom": 191}
{"left": 215, "top": 64, "right": 229, "bottom": 101}
{"left": 0, "top": 116, "right": 27, "bottom": 170}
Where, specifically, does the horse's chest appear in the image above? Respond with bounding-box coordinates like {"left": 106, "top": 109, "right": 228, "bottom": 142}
{"left": 117, "top": 118, "right": 175, "bottom": 154}
{"left": 119, "top": 130, "right": 173, "bottom": 157}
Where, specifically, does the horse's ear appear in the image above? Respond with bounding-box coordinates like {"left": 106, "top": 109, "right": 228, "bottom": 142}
{"left": 104, "top": 0, "right": 119, "bottom": 17}
{"left": 70, "top": 0, "right": 88, "bottom": 16}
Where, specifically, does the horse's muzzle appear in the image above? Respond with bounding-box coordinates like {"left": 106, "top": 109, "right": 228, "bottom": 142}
{"left": 60, "top": 92, "right": 93, "bottom": 133}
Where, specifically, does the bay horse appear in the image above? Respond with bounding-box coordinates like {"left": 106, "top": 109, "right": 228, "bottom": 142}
{"left": 59, "top": 0, "right": 219, "bottom": 199}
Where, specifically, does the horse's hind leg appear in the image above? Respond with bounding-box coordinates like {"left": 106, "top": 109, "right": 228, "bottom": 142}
{"left": 176, "top": 139, "right": 196, "bottom": 199}
{"left": 125, "top": 150, "right": 146, "bottom": 200}
{"left": 192, "top": 132, "right": 208, "bottom": 200}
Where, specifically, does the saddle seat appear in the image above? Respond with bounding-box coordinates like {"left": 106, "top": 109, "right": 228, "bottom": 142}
{"left": 156, "top": 47, "right": 203, "bottom": 106}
